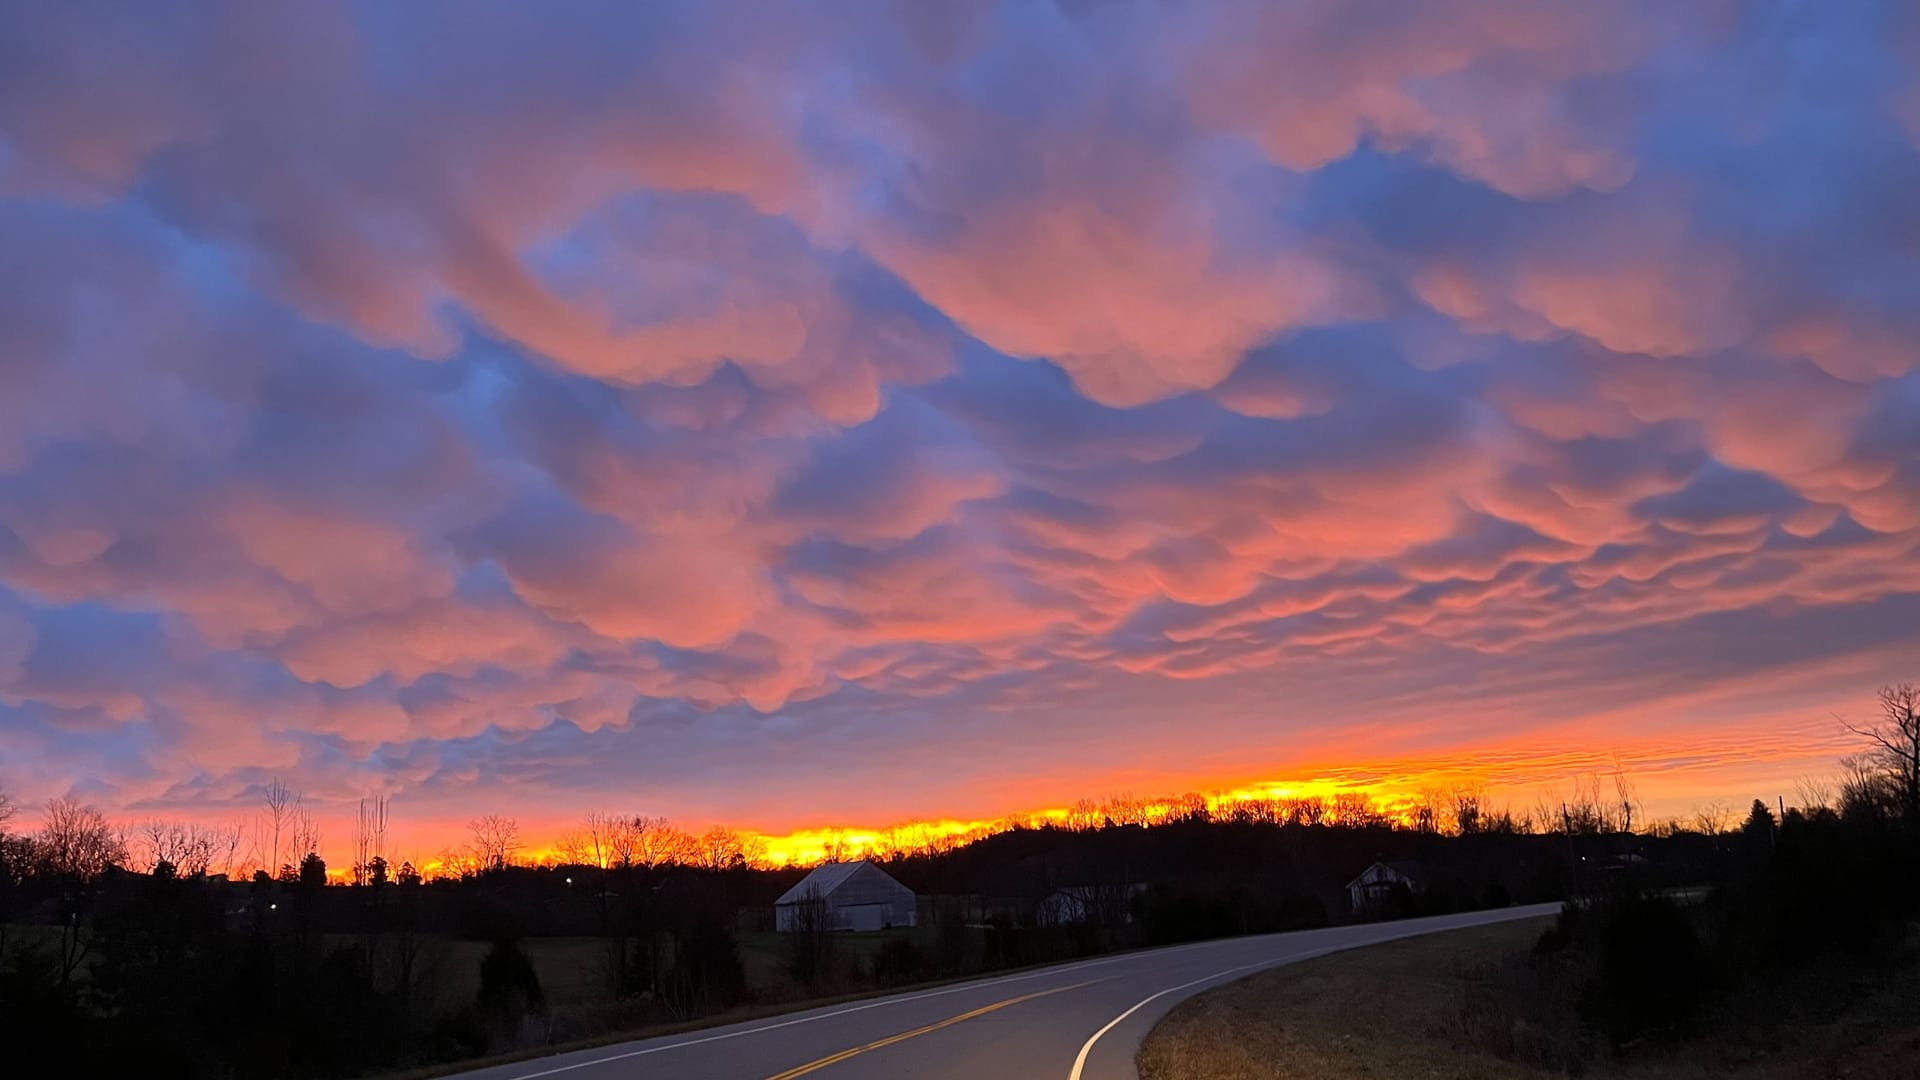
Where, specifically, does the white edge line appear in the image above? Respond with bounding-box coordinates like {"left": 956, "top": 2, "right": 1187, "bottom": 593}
{"left": 1064, "top": 953, "right": 1315, "bottom": 1080}
{"left": 498, "top": 906, "right": 1557, "bottom": 1080}
{"left": 1064, "top": 904, "right": 1559, "bottom": 1080}
{"left": 495, "top": 938, "right": 1217, "bottom": 1080}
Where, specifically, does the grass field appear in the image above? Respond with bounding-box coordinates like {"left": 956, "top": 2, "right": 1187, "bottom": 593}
{"left": 399, "top": 936, "right": 621, "bottom": 1015}
{"left": 1138, "top": 917, "right": 1920, "bottom": 1080}
{"left": 7, "top": 916, "right": 973, "bottom": 1018}
{"left": 394, "top": 925, "right": 950, "bottom": 1017}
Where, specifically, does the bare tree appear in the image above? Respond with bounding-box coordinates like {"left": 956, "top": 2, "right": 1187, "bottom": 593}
{"left": 131, "top": 819, "right": 232, "bottom": 876}
{"left": 0, "top": 790, "right": 17, "bottom": 956}
{"left": 597, "top": 812, "right": 641, "bottom": 869}
{"left": 818, "top": 831, "right": 851, "bottom": 864}
{"left": 288, "top": 806, "right": 322, "bottom": 872}
{"left": 1329, "top": 792, "right": 1386, "bottom": 828}
{"left": 1562, "top": 774, "right": 1621, "bottom": 834}
{"left": 1613, "top": 768, "right": 1639, "bottom": 835}
{"left": 1100, "top": 792, "right": 1151, "bottom": 827}
{"left": 633, "top": 816, "right": 690, "bottom": 868}
{"left": 562, "top": 810, "right": 637, "bottom": 870}
{"left": 1793, "top": 775, "right": 1837, "bottom": 815}
{"left": 1449, "top": 787, "right": 1486, "bottom": 835}
{"left": 1692, "top": 799, "right": 1732, "bottom": 835}
{"left": 263, "top": 778, "right": 295, "bottom": 876}
{"left": 786, "top": 884, "right": 836, "bottom": 987}
{"left": 692, "top": 825, "right": 758, "bottom": 870}
{"left": 39, "top": 797, "right": 124, "bottom": 880}
{"left": 1841, "top": 683, "right": 1920, "bottom": 822}
{"left": 436, "top": 845, "right": 479, "bottom": 879}
{"left": 38, "top": 797, "right": 124, "bottom": 984}
{"left": 1410, "top": 789, "right": 1445, "bottom": 834}
{"left": 468, "top": 814, "right": 520, "bottom": 871}
{"left": 1063, "top": 798, "right": 1105, "bottom": 832}
{"left": 206, "top": 820, "right": 245, "bottom": 877}
{"left": 556, "top": 828, "right": 591, "bottom": 867}
{"left": 1838, "top": 752, "right": 1893, "bottom": 820}
{"left": 354, "top": 797, "right": 390, "bottom": 886}
{"left": 1280, "top": 795, "right": 1326, "bottom": 826}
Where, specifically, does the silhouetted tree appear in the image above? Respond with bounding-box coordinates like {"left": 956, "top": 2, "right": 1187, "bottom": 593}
{"left": 692, "top": 825, "right": 757, "bottom": 870}
{"left": 262, "top": 777, "right": 295, "bottom": 880}
{"left": 786, "top": 885, "right": 835, "bottom": 987}
{"left": 469, "top": 815, "right": 520, "bottom": 871}
{"left": 299, "top": 851, "right": 328, "bottom": 889}
{"left": 38, "top": 797, "right": 123, "bottom": 881}
{"left": 1452, "top": 789, "right": 1484, "bottom": 835}
{"left": 1844, "top": 683, "right": 1920, "bottom": 823}
{"left": 632, "top": 815, "right": 691, "bottom": 868}
{"left": 477, "top": 937, "right": 545, "bottom": 1048}
{"left": 35, "top": 797, "right": 125, "bottom": 984}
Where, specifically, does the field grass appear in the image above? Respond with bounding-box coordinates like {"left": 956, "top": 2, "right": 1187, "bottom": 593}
{"left": 1138, "top": 917, "right": 1920, "bottom": 1080}
{"left": 384, "top": 925, "right": 957, "bottom": 1020}
{"left": 394, "top": 936, "right": 621, "bottom": 1014}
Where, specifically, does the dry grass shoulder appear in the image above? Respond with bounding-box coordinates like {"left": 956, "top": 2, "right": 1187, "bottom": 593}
{"left": 1139, "top": 917, "right": 1920, "bottom": 1080}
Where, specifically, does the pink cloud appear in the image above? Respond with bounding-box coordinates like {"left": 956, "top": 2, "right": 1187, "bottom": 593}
{"left": 1, "top": 0, "right": 1918, "bottom": 850}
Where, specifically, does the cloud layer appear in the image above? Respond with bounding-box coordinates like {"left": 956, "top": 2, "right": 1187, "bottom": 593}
{"left": 3, "top": 1, "right": 1919, "bottom": 842}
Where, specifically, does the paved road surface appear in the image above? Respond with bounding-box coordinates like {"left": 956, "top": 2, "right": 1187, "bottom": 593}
{"left": 454, "top": 903, "right": 1558, "bottom": 1080}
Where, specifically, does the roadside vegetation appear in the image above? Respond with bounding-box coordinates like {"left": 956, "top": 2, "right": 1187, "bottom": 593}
{"left": 1143, "top": 685, "right": 1920, "bottom": 1079}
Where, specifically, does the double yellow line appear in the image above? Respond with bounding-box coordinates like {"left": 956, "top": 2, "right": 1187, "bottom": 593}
{"left": 764, "top": 977, "right": 1104, "bottom": 1080}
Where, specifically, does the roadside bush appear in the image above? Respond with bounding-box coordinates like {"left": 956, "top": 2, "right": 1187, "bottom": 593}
{"left": 1137, "top": 887, "right": 1235, "bottom": 944}
{"left": 661, "top": 918, "right": 746, "bottom": 1014}
{"left": 477, "top": 937, "right": 546, "bottom": 1050}
{"left": 1448, "top": 949, "right": 1597, "bottom": 1074}
{"left": 873, "top": 936, "right": 921, "bottom": 985}
{"left": 1533, "top": 902, "right": 1581, "bottom": 955}
{"left": 1583, "top": 892, "right": 1708, "bottom": 1045}
{"left": 936, "top": 910, "right": 973, "bottom": 974}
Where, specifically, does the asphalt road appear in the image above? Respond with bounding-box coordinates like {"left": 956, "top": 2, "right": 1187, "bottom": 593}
{"left": 453, "top": 903, "right": 1558, "bottom": 1080}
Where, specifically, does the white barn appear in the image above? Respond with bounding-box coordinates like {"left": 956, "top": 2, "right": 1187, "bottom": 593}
{"left": 775, "top": 861, "right": 918, "bottom": 932}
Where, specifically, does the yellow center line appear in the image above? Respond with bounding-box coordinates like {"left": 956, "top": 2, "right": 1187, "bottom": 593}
{"left": 761, "top": 977, "right": 1107, "bottom": 1080}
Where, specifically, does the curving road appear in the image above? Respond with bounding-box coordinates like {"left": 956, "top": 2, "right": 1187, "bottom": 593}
{"left": 452, "top": 904, "right": 1558, "bottom": 1080}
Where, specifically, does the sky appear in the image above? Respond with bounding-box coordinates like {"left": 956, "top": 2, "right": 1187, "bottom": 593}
{"left": 3, "top": 1, "right": 1920, "bottom": 865}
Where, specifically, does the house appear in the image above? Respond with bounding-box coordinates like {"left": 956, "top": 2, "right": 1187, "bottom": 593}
{"left": 1033, "top": 883, "right": 1147, "bottom": 927}
{"left": 1345, "top": 860, "right": 1426, "bottom": 913}
{"left": 775, "top": 860, "right": 918, "bottom": 932}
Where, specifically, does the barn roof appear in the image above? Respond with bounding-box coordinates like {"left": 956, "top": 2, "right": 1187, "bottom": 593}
{"left": 775, "top": 860, "right": 906, "bottom": 905}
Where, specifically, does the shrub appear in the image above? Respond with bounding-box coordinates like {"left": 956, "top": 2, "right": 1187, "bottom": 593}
{"left": 477, "top": 937, "right": 546, "bottom": 1050}
{"left": 1581, "top": 893, "right": 1710, "bottom": 1046}
{"left": 873, "top": 937, "right": 921, "bottom": 986}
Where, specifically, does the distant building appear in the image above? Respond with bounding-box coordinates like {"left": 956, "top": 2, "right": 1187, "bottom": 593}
{"left": 775, "top": 861, "right": 918, "bottom": 932}
{"left": 1345, "top": 860, "right": 1426, "bottom": 913}
{"left": 1033, "top": 883, "right": 1147, "bottom": 927}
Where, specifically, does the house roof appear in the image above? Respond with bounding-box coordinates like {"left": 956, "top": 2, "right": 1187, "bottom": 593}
{"left": 1384, "top": 859, "right": 1427, "bottom": 881}
{"left": 775, "top": 860, "right": 896, "bottom": 905}
{"left": 1046, "top": 883, "right": 1148, "bottom": 899}
{"left": 1344, "top": 859, "right": 1428, "bottom": 890}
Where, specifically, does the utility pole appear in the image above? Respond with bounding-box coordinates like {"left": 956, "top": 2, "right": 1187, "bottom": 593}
{"left": 1563, "top": 803, "right": 1578, "bottom": 900}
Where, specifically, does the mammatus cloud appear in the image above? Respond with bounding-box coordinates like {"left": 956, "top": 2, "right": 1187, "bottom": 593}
{"left": 1, "top": 1, "right": 1918, "bottom": 856}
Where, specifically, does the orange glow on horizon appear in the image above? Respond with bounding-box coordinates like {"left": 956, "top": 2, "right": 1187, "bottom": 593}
{"left": 228, "top": 722, "right": 1855, "bottom": 881}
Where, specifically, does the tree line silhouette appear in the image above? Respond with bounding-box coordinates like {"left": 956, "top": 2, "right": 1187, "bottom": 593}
{"left": 2, "top": 682, "right": 1915, "bottom": 1078}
